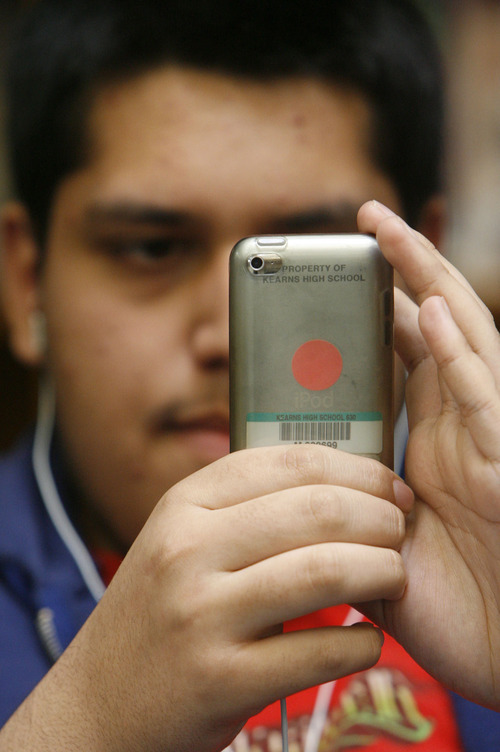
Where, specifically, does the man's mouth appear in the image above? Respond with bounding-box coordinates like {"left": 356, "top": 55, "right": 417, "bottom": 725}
{"left": 151, "top": 405, "right": 231, "bottom": 460}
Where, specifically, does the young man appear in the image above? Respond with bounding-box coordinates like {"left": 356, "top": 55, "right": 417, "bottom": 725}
{"left": 0, "top": 1, "right": 499, "bottom": 750}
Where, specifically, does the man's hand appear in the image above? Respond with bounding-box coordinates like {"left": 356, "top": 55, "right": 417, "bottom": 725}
{"left": 0, "top": 444, "right": 411, "bottom": 752}
{"left": 358, "top": 200, "right": 500, "bottom": 709}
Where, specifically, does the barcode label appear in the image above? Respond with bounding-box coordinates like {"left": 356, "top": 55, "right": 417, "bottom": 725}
{"left": 246, "top": 411, "right": 382, "bottom": 453}
{"left": 279, "top": 421, "right": 351, "bottom": 442}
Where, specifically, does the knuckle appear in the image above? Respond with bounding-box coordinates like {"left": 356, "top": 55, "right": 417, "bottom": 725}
{"left": 169, "top": 587, "right": 203, "bottom": 630}
{"left": 389, "top": 507, "right": 406, "bottom": 546}
{"left": 384, "top": 549, "right": 406, "bottom": 595}
{"left": 305, "top": 485, "right": 339, "bottom": 528}
{"left": 144, "top": 515, "right": 207, "bottom": 588}
{"left": 304, "top": 544, "right": 342, "bottom": 594}
{"left": 282, "top": 444, "right": 332, "bottom": 485}
{"left": 152, "top": 526, "right": 198, "bottom": 570}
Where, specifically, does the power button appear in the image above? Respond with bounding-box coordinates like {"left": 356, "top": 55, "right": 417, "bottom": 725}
{"left": 255, "top": 236, "right": 287, "bottom": 248}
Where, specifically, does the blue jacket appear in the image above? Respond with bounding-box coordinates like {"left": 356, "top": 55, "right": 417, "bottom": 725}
{"left": 0, "top": 432, "right": 499, "bottom": 750}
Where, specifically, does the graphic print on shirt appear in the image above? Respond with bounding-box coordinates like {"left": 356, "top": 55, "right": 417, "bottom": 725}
{"left": 229, "top": 666, "right": 435, "bottom": 752}
{"left": 319, "top": 667, "right": 434, "bottom": 749}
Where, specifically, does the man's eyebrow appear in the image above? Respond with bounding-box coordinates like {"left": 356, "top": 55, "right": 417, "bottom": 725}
{"left": 274, "top": 203, "right": 361, "bottom": 231}
{"left": 84, "top": 202, "right": 194, "bottom": 228}
{"left": 83, "top": 201, "right": 362, "bottom": 232}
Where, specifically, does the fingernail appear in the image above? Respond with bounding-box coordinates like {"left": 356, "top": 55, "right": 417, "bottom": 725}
{"left": 371, "top": 200, "right": 396, "bottom": 217}
{"left": 393, "top": 479, "right": 414, "bottom": 513}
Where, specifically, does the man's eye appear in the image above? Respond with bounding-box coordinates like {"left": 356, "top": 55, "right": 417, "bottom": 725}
{"left": 106, "top": 238, "right": 195, "bottom": 267}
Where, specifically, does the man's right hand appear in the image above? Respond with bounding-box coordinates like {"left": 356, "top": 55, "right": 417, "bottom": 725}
{"left": 0, "top": 444, "right": 411, "bottom": 752}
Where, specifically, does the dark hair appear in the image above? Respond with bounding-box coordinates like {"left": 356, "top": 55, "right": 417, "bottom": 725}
{"left": 5, "top": 0, "right": 444, "bottom": 242}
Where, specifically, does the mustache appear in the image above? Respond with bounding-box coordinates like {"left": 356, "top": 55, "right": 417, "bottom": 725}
{"left": 150, "top": 389, "right": 229, "bottom": 433}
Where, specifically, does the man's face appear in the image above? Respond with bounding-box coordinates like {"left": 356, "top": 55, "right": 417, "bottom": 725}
{"left": 38, "top": 67, "right": 401, "bottom": 547}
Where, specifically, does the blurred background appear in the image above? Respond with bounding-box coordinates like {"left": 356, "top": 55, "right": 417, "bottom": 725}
{"left": 0, "top": 0, "right": 499, "bottom": 450}
{"left": 0, "top": 0, "right": 38, "bottom": 451}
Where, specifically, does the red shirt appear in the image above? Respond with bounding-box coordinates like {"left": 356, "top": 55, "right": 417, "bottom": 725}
{"left": 238, "top": 606, "right": 463, "bottom": 752}
{"left": 94, "top": 552, "right": 463, "bottom": 751}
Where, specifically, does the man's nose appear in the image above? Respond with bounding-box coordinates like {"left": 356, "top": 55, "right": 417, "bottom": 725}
{"left": 189, "top": 245, "right": 230, "bottom": 368}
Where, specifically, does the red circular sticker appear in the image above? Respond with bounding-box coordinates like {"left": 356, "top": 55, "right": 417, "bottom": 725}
{"left": 292, "top": 339, "right": 343, "bottom": 391}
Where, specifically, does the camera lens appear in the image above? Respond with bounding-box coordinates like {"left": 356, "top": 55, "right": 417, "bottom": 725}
{"left": 250, "top": 256, "right": 264, "bottom": 271}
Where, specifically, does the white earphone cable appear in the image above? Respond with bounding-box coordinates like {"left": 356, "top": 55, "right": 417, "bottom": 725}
{"left": 32, "top": 380, "right": 106, "bottom": 603}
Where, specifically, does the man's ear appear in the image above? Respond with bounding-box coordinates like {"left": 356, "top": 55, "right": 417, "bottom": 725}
{"left": 0, "top": 202, "right": 45, "bottom": 366}
{"left": 416, "top": 194, "right": 447, "bottom": 251}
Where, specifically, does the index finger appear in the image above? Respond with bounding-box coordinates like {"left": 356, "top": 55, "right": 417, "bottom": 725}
{"left": 357, "top": 201, "right": 500, "bottom": 377}
{"left": 173, "top": 443, "right": 414, "bottom": 511}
